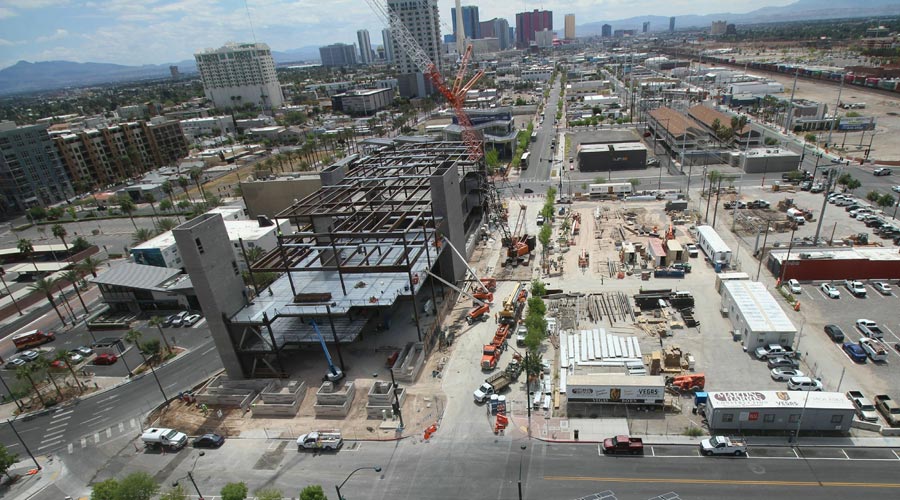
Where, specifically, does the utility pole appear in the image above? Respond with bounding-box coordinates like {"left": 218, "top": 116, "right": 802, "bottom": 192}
{"left": 826, "top": 74, "right": 845, "bottom": 147}
{"left": 6, "top": 418, "right": 40, "bottom": 470}
{"left": 813, "top": 168, "right": 837, "bottom": 244}
{"left": 756, "top": 222, "right": 771, "bottom": 281}
{"left": 783, "top": 68, "right": 799, "bottom": 133}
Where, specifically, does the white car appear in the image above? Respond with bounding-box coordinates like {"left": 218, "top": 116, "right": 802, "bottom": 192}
{"left": 182, "top": 314, "right": 202, "bottom": 327}
{"left": 771, "top": 367, "right": 805, "bottom": 381}
{"left": 820, "top": 283, "right": 840, "bottom": 298}
{"left": 787, "top": 279, "right": 802, "bottom": 294}
{"left": 536, "top": 215, "right": 545, "bottom": 226}
{"left": 873, "top": 282, "right": 892, "bottom": 295}
{"left": 891, "top": 185, "right": 900, "bottom": 193}
{"left": 787, "top": 376, "right": 823, "bottom": 391}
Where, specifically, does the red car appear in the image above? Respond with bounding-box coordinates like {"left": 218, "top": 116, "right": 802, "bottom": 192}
{"left": 94, "top": 353, "right": 118, "bottom": 365}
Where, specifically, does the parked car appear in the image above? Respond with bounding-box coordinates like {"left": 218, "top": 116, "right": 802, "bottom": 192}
{"left": 771, "top": 367, "right": 805, "bottom": 381}
{"left": 94, "top": 353, "right": 119, "bottom": 365}
{"left": 4, "top": 357, "right": 26, "bottom": 370}
{"left": 767, "top": 356, "right": 800, "bottom": 369}
{"left": 787, "top": 376, "right": 823, "bottom": 391}
{"left": 820, "top": 283, "right": 840, "bottom": 298}
{"left": 844, "top": 280, "right": 867, "bottom": 297}
{"left": 842, "top": 342, "right": 868, "bottom": 363}
{"left": 170, "top": 312, "right": 191, "bottom": 327}
{"left": 165, "top": 311, "right": 189, "bottom": 327}
{"left": 71, "top": 346, "right": 93, "bottom": 357}
{"left": 873, "top": 282, "right": 892, "bottom": 295}
{"left": 892, "top": 185, "right": 900, "bottom": 193}
{"left": 536, "top": 215, "right": 545, "bottom": 226}
{"left": 192, "top": 433, "right": 226, "bottom": 448}
{"left": 182, "top": 314, "right": 202, "bottom": 327}
{"left": 824, "top": 324, "right": 845, "bottom": 342}
{"left": 19, "top": 350, "right": 40, "bottom": 362}
{"left": 787, "top": 279, "right": 801, "bottom": 294}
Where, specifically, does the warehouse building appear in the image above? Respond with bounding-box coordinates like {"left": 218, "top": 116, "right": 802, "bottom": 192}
{"left": 740, "top": 148, "right": 802, "bottom": 174}
{"left": 703, "top": 391, "right": 855, "bottom": 433}
{"left": 721, "top": 280, "right": 796, "bottom": 350}
{"left": 766, "top": 246, "right": 900, "bottom": 281}
{"left": 577, "top": 142, "right": 647, "bottom": 172}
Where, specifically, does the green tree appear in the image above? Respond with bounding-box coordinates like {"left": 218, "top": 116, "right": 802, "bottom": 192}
{"left": 531, "top": 279, "right": 547, "bottom": 297}
{"left": 78, "top": 255, "right": 102, "bottom": 278}
{"left": 60, "top": 269, "right": 87, "bottom": 312}
{"left": 156, "top": 218, "right": 178, "bottom": 232}
{"left": 148, "top": 315, "right": 173, "bottom": 353}
{"left": 71, "top": 236, "right": 91, "bottom": 252}
{"left": 161, "top": 180, "right": 174, "bottom": 200}
{"left": 877, "top": 193, "right": 896, "bottom": 209}
{"left": 90, "top": 478, "right": 120, "bottom": 500}
{"left": 190, "top": 168, "right": 206, "bottom": 201}
{"left": 52, "top": 223, "right": 69, "bottom": 251}
{"left": 177, "top": 176, "right": 191, "bottom": 202}
{"left": 141, "top": 339, "right": 162, "bottom": 361}
{"left": 866, "top": 190, "right": 881, "bottom": 202}
{"left": 0, "top": 443, "right": 18, "bottom": 480}
{"left": 144, "top": 192, "right": 159, "bottom": 226}
{"left": 159, "top": 485, "right": 188, "bottom": 500}
{"left": 132, "top": 228, "right": 156, "bottom": 245}
{"left": 804, "top": 133, "right": 817, "bottom": 143}
{"left": 54, "top": 348, "right": 84, "bottom": 393}
{"left": 28, "top": 277, "right": 66, "bottom": 325}
{"left": 764, "top": 136, "right": 778, "bottom": 146}
{"left": 34, "top": 354, "right": 63, "bottom": 400}
{"left": 485, "top": 148, "right": 500, "bottom": 175}
{"left": 17, "top": 238, "right": 38, "bottom": 273}
{"left": 299, "top": 485, "right": 328, "bottom": 500}
{"left": 244, "top": 246, "right": 265, "bottom": 264}
{"left": 177, "top": 200, "right": 192, "bottom": 212}
{"left": 118, "top": 197, "right": 138, "bottom": 230}
{"left": 221, "top": 481, "right": 249, "bottom": 500}
{"left": 15, "top": 364, "right": 45, "bottom": 407}
{"left": 28, "top": 206, "right": 47, "bottom": 222}
{"left": 628, "top": 178, "right": 641, "bottom": 189}
{"left": 116, "top": 472, "right": 159, "bottom": 500}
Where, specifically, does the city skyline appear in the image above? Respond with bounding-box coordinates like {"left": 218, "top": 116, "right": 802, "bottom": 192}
{"left": 0, "top": 0, "right": 801, "bottom": 68}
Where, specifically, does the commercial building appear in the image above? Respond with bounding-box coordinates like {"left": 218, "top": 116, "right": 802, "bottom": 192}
{"left": 442, "top": 108, "right": 516, "bottom": 156}
{"left": 688, "top": 105, "right": 761, "bottom": 148}
{"left": 0, "top": 121, "right": 73, "bottom": 214}
{"left": 766, "top": 247, "right": 900, "bottom": 281}
{"left": 179, "top": 116, "right": 236, "bottom": 141}
{"left": 646, "top": 107, "right": 706, "bottom": 153}
{"left": 330, "top": 88, "right": 394, "bottom": 115}
{"left": 319, "top": 43, "right": 358, "bottom": 68}
{"left": 576, "top": 142, "right": 648, "bottom": 172}
{"left": 703, "top": 391, "right": 855, "bottom": 433}
{"left": 535, "top": 29, "right": 556, "bottom": 48}
{"left": 389, "top": 0, "right": 443, "bottom": 98}
{"left": 721, "top": 280, "right": 796, "bottom": 350}
{"left": 739, "top": 148, "right": 801, "bottom": 174}
{"left": 451, "top": 5, "right": 480, "bottom": 40}
{"left": 181, "top": 141, "right": 485, "bottom": 378}
{"left": 132, "top": 210, "right": 285, "bottom": 271}
{"left": 642, "top": 21, "right": 650, "bottom": 34}
{"left": 194, "top": 42, "right": 284, "bottom": 110}
{"left": 516, "top": 9, "right": 553, "bottom": 48}
{"left": 468, "top": 38, "right": 500, "bottom": 55}
{"left": 669, "top": 17, "right": 675, "bottom": 33}
{"left": 521, "top": 66, "right": 553, "bottom": 82}
{"left": 726, "top": 80, "right": 784, "bottom": 96}
{"left": 357, "top": 30, "right": 373, "bottom": 65}
{"left": 52, "top": 118, "right": 188, "bottom": 189}
{"left": 711, "top": 20, "right": 727, "bottom": 36}
{"left": 92, "top": 262, "right": 197, "bottom": 313}
{"left": 382, "top": 28, "right": 395, "bottom": 62}
{"left": 601, "top": 24, "right": 612, "bottom": 38}
{"left": 564, "top": 14, "right": 576, "bottom": 40}
{"left": 480, "top": 18, "right": 511, "bottom": 50}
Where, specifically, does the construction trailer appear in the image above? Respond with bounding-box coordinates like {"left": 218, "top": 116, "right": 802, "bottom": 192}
{"left": 703, "top": 391, "right": 855, "bottom": 433}
{"left": 721, "top": 280, "right": 796, "bottom": 350}
{"left": 566, "top": 374, "right": 666, "bottom": 406}
{"left": 696, "top": 225, "right": 732, "bottom": 268}
{"left": 181, "top": 141, "right": 487, "bottom": 378}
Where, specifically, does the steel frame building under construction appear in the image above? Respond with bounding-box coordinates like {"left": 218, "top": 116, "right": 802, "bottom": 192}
{"left": 177, "top": 141, "right": 486, "bottom": 378}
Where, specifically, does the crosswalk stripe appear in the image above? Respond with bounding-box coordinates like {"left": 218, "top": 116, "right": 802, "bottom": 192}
{"left": 129, "top": 419, "right": 136, "bottom": 428}
{"left": 118, "top": 422, "right": 125, "bottom": 433}
{"left": 105, "top": 428, "right": 112, "bottom": 438}
{"left": 81, "top": 438, "right": 87, "bottom": 448}
{"left": 67, "top": 443, "right": 74, "bottom": 454}
{"left": 94, "top": 433, "right": 100, "bottom": 444}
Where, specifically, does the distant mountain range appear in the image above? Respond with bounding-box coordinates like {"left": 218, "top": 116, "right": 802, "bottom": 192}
{"left": 578, "top": 0, "right": 900, "bottom": 35}
{"left": 2, "top": 0, "right": 899, "bottom": 95}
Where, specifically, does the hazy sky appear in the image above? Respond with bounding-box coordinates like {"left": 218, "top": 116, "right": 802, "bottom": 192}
{"left": 0, "top": 0, "right": 796, "bottom": 68}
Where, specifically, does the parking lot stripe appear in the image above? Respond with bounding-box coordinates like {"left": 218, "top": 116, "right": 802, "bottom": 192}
{"left": 80, "top": 438, "right": 86, "bottom": 448}
{"left": 892, "top": 450, "right": 900, "bottom": 460}
{"left": 105, "top": 428, "right": 112, "bottom": 438}
{"left": 93, "top": 433, "right": 100, "bottom": 444}
{"left": 881, "top": 324, "right": 900, "bottom": 342}
{"left": 842, "top": 449, "right": 850, "bottom": 459}
{"left": 118, "top": 422, "right": 125, "bottom": 433}
{"left": 651, "top": 447, "right": 656, "bottom": 457}
{"left": 67, "top": 443, "right": 73, "bottom": 454}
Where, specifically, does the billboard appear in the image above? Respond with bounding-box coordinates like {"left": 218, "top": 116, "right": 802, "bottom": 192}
{"left": 567, "top": 383, "right": 665, "bottom": 403}
{"left": 837, "top": 117, "right": 876, "bottom": 131}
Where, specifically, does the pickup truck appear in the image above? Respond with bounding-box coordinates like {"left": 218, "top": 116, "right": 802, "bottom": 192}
{"left": 297, "top": 431, "right": 343, "bottom": 451}
{"left": 874, "top": 395, "right": 900, "bottom": 427}
{"left": 859, "top": 338, "right": 888, "bottom": 362}
{"left": 846, "top": 391, "right": 880, "bottom": 422}
{"left": 473, "top": 371, "right": 514, "bottom": 403}
{"left": 856, "top": 319, "right": 885, "bottom": 339}
{"left": 700, "top": 436, "right": 747, "bottom": 456}
{"left": 602, "top": 435, "right": 644, "bottom": 455}
{"left": 754, "top": 344, "right": 797, "bottom": 360}
{"left": 141, "top": 428, "right": 188, "bottom": 451}
{"left": 844, "top": 280, "right": 867, "bottom": 297}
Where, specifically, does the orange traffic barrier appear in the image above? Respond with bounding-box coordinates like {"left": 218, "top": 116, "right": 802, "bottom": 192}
{"left": 794, "top": 301, "right": 801, "bottom": 311}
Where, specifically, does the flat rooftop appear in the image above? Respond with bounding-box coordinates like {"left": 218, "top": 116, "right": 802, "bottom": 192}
{"left": 723, "top": 280, "right": 796, "bottom": 333}
{"left": 769, "top": 246, "right": 900, "bottom": 263}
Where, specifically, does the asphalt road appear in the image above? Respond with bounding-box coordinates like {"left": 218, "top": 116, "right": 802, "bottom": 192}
{"left": 0, "top": 336, "right": 220, "bottom": 458}
{"left": 522, "top": 79, "right": 561, "bottom": 182}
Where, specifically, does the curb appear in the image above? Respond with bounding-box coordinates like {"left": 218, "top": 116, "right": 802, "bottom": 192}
{"left": 531, "top": 437, "right": 900, "bottom": 449}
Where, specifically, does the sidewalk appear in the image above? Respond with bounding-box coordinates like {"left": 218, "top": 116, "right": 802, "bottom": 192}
{"left": 0, "top": 454, "right": 62, "bottom": 500}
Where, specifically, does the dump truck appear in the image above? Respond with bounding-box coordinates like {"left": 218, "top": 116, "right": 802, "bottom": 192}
{"left": 141, "top": 428, "right": 188, "bottom": 451}
{"left": 297, "top": 431, "right": 343, "bottom": 451}
{"left": 602, "top": 435, "right": 644, "bottom": 455}
{"left": 700, "top": 436, "right": 747, "bottom": 456}
{"left": 481, "top": 325, "right": 510, "bottom": 370}
{"left": 874, "top": 395, "right": 900, "bottom": 426}
{"left": 467, "top": 303, "right": 490, "bottom": 324}
{"left": 474, "top": 372, "right": 514, "bottom": 403}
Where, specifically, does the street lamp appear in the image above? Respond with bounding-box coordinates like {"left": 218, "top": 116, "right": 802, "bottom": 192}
{"left": 518, "top": 445, "right": 527, "bottom": 500}
{"left": 335, "top": 466, "right": 382, "bottom": 500}
{"left": 173, "top": 451, "right": 205, "bottom": 499}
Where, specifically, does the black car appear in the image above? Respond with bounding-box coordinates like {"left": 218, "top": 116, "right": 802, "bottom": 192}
{"left": 824, "top": 324, "right": 845, "bottom": 342}
{"left": 193, "top": 433, "right": 225, "bottom": 448}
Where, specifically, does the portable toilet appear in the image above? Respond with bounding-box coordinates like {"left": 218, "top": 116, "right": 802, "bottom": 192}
{"left": 490, "top": 394, "right": 499, "bottom": 414}
{"left": 497, "top": 395, "right": 507, "bottom": 414}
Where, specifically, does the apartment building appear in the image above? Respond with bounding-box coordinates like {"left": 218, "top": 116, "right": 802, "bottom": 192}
{"left": 388, "top": 0, "right": 443, "bottom": 98}
{"left": 194, "top": 42, "right": 285, "bottom": 110}
{"left": 0, "top": 121, "right": 73, "bottom": 214}
{"left": 319, "top": 43, "right": 358, "bottom": 68}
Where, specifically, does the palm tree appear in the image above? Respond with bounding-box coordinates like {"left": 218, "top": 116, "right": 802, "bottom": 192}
{"left": 28, "top": 277, "right": 66, "bottom": 325}
{"left": 34, "top": 355, "right": 63, "bottom": 400}
{"left": 159, "top": 199, "right": 179, "bottom": 223}
{"left": 244, "top": 246, "right": 265, "bottom": 264}
{"left": 60, "top": 268, "right": 87, "bottom": 313}
{"left": 77, "top": 255, "right": 101, "bottom": 278}
{"left": 16, "top": 364, "right": 46, "bottom": 407}
{"left": 161, "top": 180, "right": 174, "bottom": 200}
{"left": 17, "top": 238, "right": 38, "bottom": 273}
{"left": 148, "top": 316, "right": 172, "bottom": 354}
{"left": 51, "top": 224, "right": 69, "bottom": 252}
{"left": 177, "top": 200, "right": 192, "bottom": 213}
{"left": 156, "top": 218, "right": 178, "bottom": 232}
{"left": 132, "top": 228, "right": 156, "bottom": 246}
{"left": 189, "top": 168, "right": 206, "bottom": 201}
{"left": 177, "top": 176, "right": 191, "bottom": 202}
{"left": 118, "top": 197, "right": 138, "bottom": 230}
{"left": 54, "top": 349, "right": 84, "bottom": 394}
{"left": 144, "top": 193, "right": 159, "bottom": 227}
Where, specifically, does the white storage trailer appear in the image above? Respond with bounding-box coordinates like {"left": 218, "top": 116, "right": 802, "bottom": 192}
{"left": 696, "top": 225, "right": 732, "bottom": 267}
{"left": 566, "top": 374, "right": 665, "bottom": 405}
{"left": 703, "top": 391, "right": 855, "bottom": 433}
